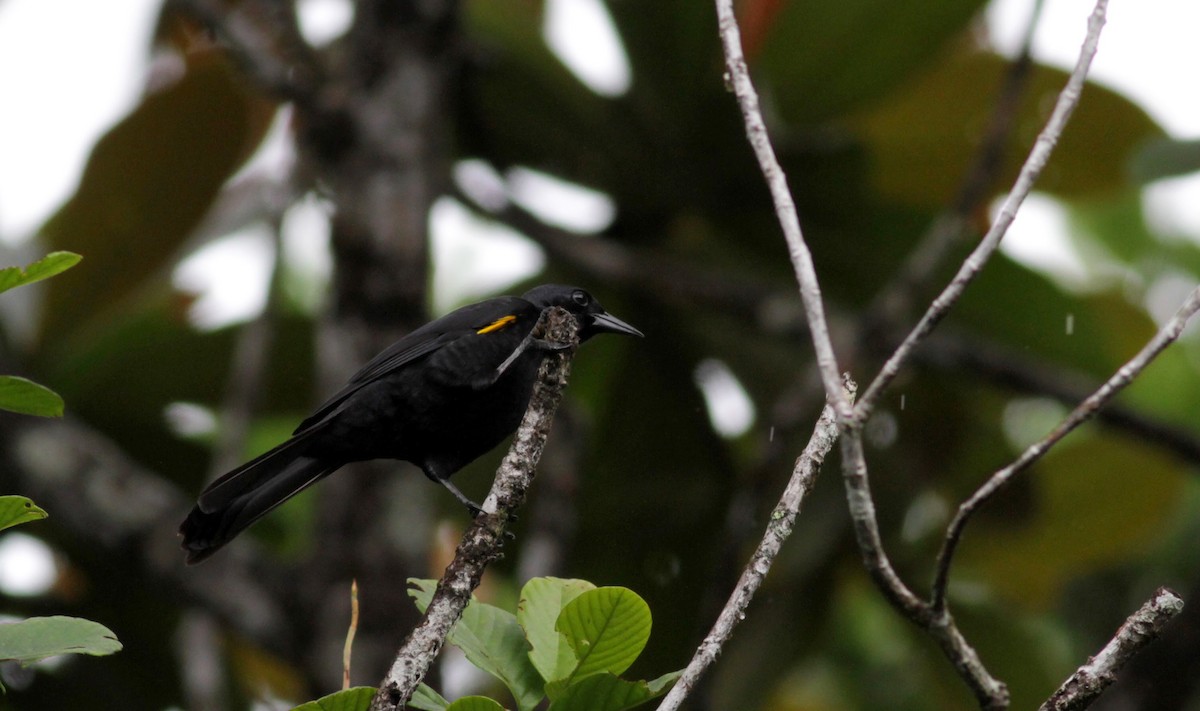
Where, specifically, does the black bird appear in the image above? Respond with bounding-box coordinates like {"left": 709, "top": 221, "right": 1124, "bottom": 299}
{"left": 179, "top": 284, "right": 641, "bottom": 563}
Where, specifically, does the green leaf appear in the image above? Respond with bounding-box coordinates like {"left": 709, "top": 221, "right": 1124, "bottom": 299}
{"left": 518, "top": 577, "right": 596, "bottom": 682}
{"left": 0, "top": 252, "right": 82, "bottom": 294}
{"left": 0, "top": 376, "right": 65, "bottom": 417}
{"left": 410, "top": 684, "right": 451, "bottom": 711}
{"left": 290, "top": 686, "right": 375, "bottom": 711}
{"left": 555, "top": 587, "right": 651, "bottom": 682}
{"left": 37, "top": 53, "right": 274, "bottom": 346}
{"left": 408, "top": 579, "right": 544, "bottom": 711}
{"left": 0, "top": 496, "right": 48, "bottom": 532}
{"left": 547, "top": 670, "right": 681, "bottom": 711}
{"left": 445, "top": 697, "right": 507, "bottom": 711}
{"left": 0, "top": 616, "right": 122, "bottom": 664}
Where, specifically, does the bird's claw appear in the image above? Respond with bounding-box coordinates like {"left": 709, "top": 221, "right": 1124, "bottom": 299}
{"left": 532, "top": 337, "right": 572, "bottom": 352}
{"left": 467, "top": 504, "right": 518, "bottom": 524}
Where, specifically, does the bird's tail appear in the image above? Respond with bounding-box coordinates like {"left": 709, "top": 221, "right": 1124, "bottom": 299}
{"left": 180, "top": 434, "right": 337, "bottom": 564}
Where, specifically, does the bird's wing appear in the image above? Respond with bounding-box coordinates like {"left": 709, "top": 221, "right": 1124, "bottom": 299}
{"left": 294, "top": 296, "right": 533, "bottom": 433}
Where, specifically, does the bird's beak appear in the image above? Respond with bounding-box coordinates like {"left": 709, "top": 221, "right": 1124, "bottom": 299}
{"left": 588, "top": 311, "right": 644, "bottom": 338}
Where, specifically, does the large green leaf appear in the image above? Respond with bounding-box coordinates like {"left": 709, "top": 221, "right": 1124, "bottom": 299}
{"left": 0, "top": 616, "right": 122, "bottom": 664}
{"left": 0, "top": 376, "right": 64, "bottom": 417}
{"left": 409, "top": 579, "right": 545, "bottom": 711}
{"left": 547, "top": 670, "right": 680, "bottom": 711}
{"left": 37, "top": 50, "right": 274, "bottom": 347}
{"left": 554, "top": 587, "right": 651, "bottom": 682}
{"left": 851, "top": 51, "right": 1164, "bottom": 207}
{"left": 0, "top": 496, "right": 48, "bottom": 532}
{"left": 757, "top": 0, "right": 988, "bottom": 124}
{"left": 518, "top": 577, "right": 596, "bottom": 682}
{"left": 291, "top": 687, "right": 374, "bottom": 711}
{"left": 0, "top": 251, "right": 82, "bottom": 294}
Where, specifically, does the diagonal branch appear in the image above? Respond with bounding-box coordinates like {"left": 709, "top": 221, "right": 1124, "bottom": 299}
{"left": 854, "top": 0, "right": 1110, "bottom": 423}
{"left": 931, "top": 286, "right": 1200, "bottom": 613}
{"left": 655, "top": 377, "right": 852, "bottom": 711}
{"left": 865, "top": 0, "right": 1044, "bottom": 332}
{"left": 713, "top": 0, "right": 845, "bottom": 412}
{"left": 369, "top": 307, "right": 580, "bottom": 711}
{"left": 1040, "top": 588, "right": 1184, "bottom": 711}
{"left": 915, "top": 331, "right": 1200, "bottom": 467}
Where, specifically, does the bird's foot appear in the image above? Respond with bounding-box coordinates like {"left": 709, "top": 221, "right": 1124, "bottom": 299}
{"left": 530, "top": 337, "right": 573, "bottom": 353}
{"left": 468, "top": 504, "right": 518, "bottom": 523}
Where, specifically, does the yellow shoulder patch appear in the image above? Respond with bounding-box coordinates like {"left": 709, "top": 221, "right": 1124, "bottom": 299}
{"left": 476, "top": 315, "right": 517, "bottom": 334}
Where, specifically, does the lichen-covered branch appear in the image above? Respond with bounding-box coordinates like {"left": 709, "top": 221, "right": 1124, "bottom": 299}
{"left": 713, "top": 0, "right": 845, "bottom": 411}
{"left": 854, "top": 0, "right": 1109, "bottom": 422}
{"left": 931, "top": 286, "right": 1200, "bottom": 613}
{"left": 656, "top": 378, "right": 852, "bottom": 711}
{"left": 369, "top": 308, "right": 580, "bottom": 711}
{"left": 1040, "top": 588, "right": 1184, "bottom": 711}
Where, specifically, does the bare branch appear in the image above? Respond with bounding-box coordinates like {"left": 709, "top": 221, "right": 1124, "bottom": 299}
{"left": 369, "top": 308, "right": 580, "bottom": 711}
{"left": 656, "top": 377, "right": 852, "bottom": 711}
{"left": 1040, "top": 588, "right": 1184, "bottom": 711}
{"left": 713, "top": 0, "right": 845, "bottom": 410}
{"left": 855, "top": 0, "right": 1110, "bottom": 422}
{"left": 865, "top": 0, "right": 1044, "bottom": 331}
{"left": 840, "top": 429, "right": 1011, "bottom": 706}
{"left": 915, "top": 331, "right": 1200, "bottom": 467}
{"left": 931, "top": 286, "right": 1200, "bottom": 613}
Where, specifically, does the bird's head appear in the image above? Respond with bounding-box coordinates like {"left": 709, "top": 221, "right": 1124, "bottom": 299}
{"left": 522, "top": 284, "right": 643, "bottom": 341}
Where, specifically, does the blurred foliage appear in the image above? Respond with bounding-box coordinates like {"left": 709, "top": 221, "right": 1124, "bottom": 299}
{"left": 1, "top": 0, "right": 1199, "bottom": 709}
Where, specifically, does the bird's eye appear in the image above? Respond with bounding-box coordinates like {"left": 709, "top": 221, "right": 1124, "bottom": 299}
{"left": 572, "top": 291, "right": 590, "bottom": 306}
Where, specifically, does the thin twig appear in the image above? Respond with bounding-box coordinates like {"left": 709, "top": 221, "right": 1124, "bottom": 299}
{"left": 931, "top": 286, "right": 1200, "bottom": 613}
{"left": 656, "top": 378, "right": 853, "bottom": 711}
{"left": 368, "top": 308, "right": 580, "bottom": 711}
{"left": 1040, "top": 588, "right": 1184, "bottom": 711}
{"left": 916, "top": 331, "right": 1200, "bottom": 467}
{"left": 865, "top": 0, "right": 1044, "bottom": 333}
{"left": 344, "top": 579, "right": 359, "bottom": 690}
{"left": 833, "top": 6, "right": 1110, "bottom": 699}
{"left": 840, "top": 433, "right": 1009, "bottom": 709}
{"left": 855, "top": 0, "right": 1110, "bottom": 423}
{"left": 713, "top": 0, "right": 845, "bottom": 411}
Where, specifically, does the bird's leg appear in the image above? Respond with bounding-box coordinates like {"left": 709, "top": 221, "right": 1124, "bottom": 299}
{"left": 426, "top": 469, "right": 518, "bottom": 522}
{"left": 472, "top": 332, "right": 572, "bottom": 390}
{"left": 433, "top": 475, "right": 485, "bottom": 516}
